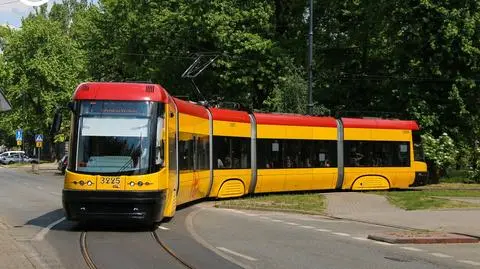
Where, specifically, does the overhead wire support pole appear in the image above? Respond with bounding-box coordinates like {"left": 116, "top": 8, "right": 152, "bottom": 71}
{"left": 307, "top": 0, "right": 314, "bottom": 115}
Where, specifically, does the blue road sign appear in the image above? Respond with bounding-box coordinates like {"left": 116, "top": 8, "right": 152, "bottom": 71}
{"left": 16, "top": 129, "right": 23, "bottom": 141}
{"left": 35, "top": 134, "right": 43, "bottom": 142}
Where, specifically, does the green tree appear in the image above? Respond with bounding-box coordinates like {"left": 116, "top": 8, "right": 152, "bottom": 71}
{"left": 0, "top": 14, "right": 87, "bottom": 156}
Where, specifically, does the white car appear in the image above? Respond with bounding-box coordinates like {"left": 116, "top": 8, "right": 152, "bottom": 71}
{"left": 0, "top": 152, "right": 37, "bottom": 165}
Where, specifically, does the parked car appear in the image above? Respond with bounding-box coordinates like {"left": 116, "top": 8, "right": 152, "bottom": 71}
{"left": 0, "top": 152, "right": 37, "bottom": 165}
{"left": 58, "top": 155, "right": 68, "bottom": 174}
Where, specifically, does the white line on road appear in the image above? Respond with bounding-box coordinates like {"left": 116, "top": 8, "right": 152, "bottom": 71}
{"left": 244, "top": 213, "right": 258, "bottom": 217}
{"left": 157, "top": 226, "right": 170, "bottom": 230}
{"left": 374, "top": 241, "right": 393, "bottom": 246}
{"left": 332, "top": 232, "right": 350, "bottom": 237}
{"left": 315, "top": 228, "right": 331, "bottom": 232}
{"left": 300, "top": 225, "right": 315, "bottom": 229}
{"left": 259, "top": 216, "right": 270, "bottom": 220}
{"left": 49, "top": 192, "right": 61, "bottom": 196}
{"left": 33, "top": 217, "right": 65, "bottom": 241}
{"left": 271, "top": 219, "right": 283, "bottom": 222}
{"left": 353, "top": 237, "right": 368, "bottom": 241}
{"left": 430, "top": 253, "right": 452, "bottom": 258}
{"left": 36, "top": 186, "right": 43, "bottom": 190}
{"left": 229, "top": 209, "right": 245, "bottom": 214}
{"left": 400, "top": 247, "right": 424, "bottom": 252}
{"left": 285, "top": 222, "right": 299, "bottom": 226}
{"left": 458, "top": 260, "right": 480, "bottom": 266}
{"left": 217, "top": 247, "right": 258, "bottom": 261}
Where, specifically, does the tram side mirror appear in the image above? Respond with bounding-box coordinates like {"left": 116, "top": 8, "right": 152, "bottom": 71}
{"left": 67, "top": 101, "right": 75, "bottom": 112}
{"left": 50, "top": 111, "right": 62, "bottom": 135}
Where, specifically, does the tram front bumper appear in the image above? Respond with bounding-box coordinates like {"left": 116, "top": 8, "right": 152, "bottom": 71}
{"left": 62, "top": 190, "right": 166, "bottom": 222}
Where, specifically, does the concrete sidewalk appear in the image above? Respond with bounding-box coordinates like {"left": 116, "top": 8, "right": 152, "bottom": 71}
{"left": 0, "top": 218, "right": 36, "bottom": 269}
{"left": 324, "top": 192, "right": 480, "bottom": 238}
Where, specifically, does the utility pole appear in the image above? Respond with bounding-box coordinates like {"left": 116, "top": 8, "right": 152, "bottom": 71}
{"left": 307, "top": 0, "right": 314, "bottom": 115}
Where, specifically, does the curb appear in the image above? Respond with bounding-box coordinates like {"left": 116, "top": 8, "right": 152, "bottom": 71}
{"left": 367, "top": 232, "right": 479, "bottom": 244}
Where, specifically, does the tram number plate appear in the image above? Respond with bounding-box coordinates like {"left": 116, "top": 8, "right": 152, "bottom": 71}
{"left": 100, "top": 176, "right": 122, "bottom": 189}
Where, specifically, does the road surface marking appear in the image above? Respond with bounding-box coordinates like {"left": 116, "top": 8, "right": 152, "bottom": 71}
{"left": 300, "top": 225, "right": 315, "bottom": 229}
{"left": 49, "top": 192, "right": 61, "bottom": 196}
{"left": 353, "top": 237, "right": 368, "bottom": 241}
{"left": 229, "top": 209, "right": 245, "bottom": 214}
{"left": 285, "top": 222, "right": 299, "bottom": 226}
{"left": 458, "top": 260, "right": 480, "bottom": 266}
{"left": 33, "top": 217, "right": 65, "bottom": 241}
{"left": 400, "top": 247, "right": 424, "bottom": 252}
{"left": 259, "top": 216, "right": 270, "bottom": 220}
{"left": 332, "top": 232, "right": 350, "bottom": 237}
{"left": 244, "top": 213, "right": 258, "bottom": 217}
{"left": 271, "top": 219, "right": 283, "bottom": 222}
{"left": 157, "top": 226, "right": 170, "bottom": 230}
{"left": 36, "top": 186, "right": 43, "bottom": 190}
{"left": 430, "top": 253, "right": 452, "bottom": 258}
{"left": 217, "top": 247, "right": 258, "bottom": 261}
{"left": 315, "top": 228, "right": 331, "bottom": 232}
{"left": 374, "top": 241, "right": 393, "bottom": 246}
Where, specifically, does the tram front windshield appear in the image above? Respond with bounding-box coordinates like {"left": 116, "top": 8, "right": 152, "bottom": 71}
{"left": 76, "top": 101, "right": 159, "bottom": 175}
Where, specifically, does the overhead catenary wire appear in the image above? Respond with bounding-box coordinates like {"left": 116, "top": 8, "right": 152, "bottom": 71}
{"left": 0, "top": 0, "right": 19, "bottom": 6}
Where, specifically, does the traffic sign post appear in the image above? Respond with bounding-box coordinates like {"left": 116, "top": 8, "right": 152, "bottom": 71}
{"left": 15, "top": 129, "right": 23, "bottom": 148}
{"left": 35, "top": 134, "right": 43, "bottom": 163}
{"left": 16, "top": 129, "right": 23, "bottom": 141}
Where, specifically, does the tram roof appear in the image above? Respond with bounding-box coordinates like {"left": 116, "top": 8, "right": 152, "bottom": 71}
{"left": 209, "top": 107, "right": 250, "bottom": 123}
{"left": 254, "top": 113, "right": 337, "bottom": 127}
{"left": 341, "top": 117, "right": 420, "bottom": 130}
{"left": 172, "top": 97, "right": 209, "bottom": 119}
{"left": 72, "top": 82, "right": 169, "bottom": 103}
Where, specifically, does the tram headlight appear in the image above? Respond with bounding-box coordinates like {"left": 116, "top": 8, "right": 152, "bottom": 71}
{"left": 129, "top": 181, "right": 135, "bottom": 187}
{"left": 137, "top": 181, "right": 143, "bottom": 187}
{"left": 87, "top": 181, "right": 93, "bottom": 186}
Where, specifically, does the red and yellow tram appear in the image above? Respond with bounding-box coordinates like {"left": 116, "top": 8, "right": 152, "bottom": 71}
{"left": 55, "top": 82, "right": 427, "bottom": 223}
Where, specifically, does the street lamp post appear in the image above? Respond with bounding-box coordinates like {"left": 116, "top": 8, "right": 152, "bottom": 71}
{"left": 307, "top": 0, "right": 314, "bottom": 115}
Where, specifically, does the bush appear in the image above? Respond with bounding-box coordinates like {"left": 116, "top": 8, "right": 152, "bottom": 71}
{"left": 422, "top": 133, "right": 458, "bottom": 183}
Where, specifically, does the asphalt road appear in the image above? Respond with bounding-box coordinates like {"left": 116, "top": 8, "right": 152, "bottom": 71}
{"left": 0, "top": 166, "right": 479, "bottom": 269}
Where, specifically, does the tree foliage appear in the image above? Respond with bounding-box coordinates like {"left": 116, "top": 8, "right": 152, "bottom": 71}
{"left": 0, "top": 0, "right": 480, "bottom": 175}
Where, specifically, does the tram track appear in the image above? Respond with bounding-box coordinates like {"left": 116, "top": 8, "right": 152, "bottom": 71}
{"left": 151, "top": 230, "right": 197, "bottom": 269}
{"left": 79, "top": 230, "right": 197, "bottom": 269}
{"left": 80, "top": 232, "right": 98, "bottom": 269}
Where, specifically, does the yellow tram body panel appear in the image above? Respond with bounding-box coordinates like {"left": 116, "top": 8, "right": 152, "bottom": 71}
{"left": 176, "top": 112, "right": 211, "bottom": 205}
{"left": 213, "top": 120, "right": 250, "bottom": 137}
{"left": 344, "top": 128, "right": 412, "bottom": 141}
{"left": 64, "top": 169, "right": 168, "bottom": 191}
{"left": 255, "top": 124, "right": 338, "bottom": 193}
{"left": 342, "top": 128, "right": 415, "bottom": 190}
{"left": 210, "top": 169, "right": 250, "bottom": 198}
{"left": 209, "top": 119, "right": 251, "bottom": 198}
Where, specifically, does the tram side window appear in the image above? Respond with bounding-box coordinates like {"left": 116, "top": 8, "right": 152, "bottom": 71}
{"left": 213, "top": 136, "right": 251, "bottom": 169}
{"left": 257, "top": 139, "right": 283, "bottom": 168}
{"left": 413, "top": 131, "right": 425, "bottom": 161}
{"left": 258, "top": 139, "right": 338, "bottom": 169}
{"left": 344, "top": 141, "right": 410, "bottom": 167}
{"left": 179, "top": 132, "right": 194, "bottom": 170}
{"left": 195, "top": 135, "right": 209, "bottom": 170}
{"left": 314, "top": 140, "right": 337, "bottom": 168}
